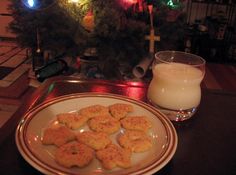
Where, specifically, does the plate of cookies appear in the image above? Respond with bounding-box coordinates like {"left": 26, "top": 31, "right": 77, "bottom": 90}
{"left": 15, "top": 92, "right": 177, "bottom": 175}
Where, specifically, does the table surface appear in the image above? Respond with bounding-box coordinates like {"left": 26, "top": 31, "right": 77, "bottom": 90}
{"left": 0, "top": 76, "right": 236, "bottom": 175}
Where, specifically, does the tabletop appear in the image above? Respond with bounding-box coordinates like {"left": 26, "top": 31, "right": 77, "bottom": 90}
{"left": 0, "top": 76, "right": 236, "bottom": 175}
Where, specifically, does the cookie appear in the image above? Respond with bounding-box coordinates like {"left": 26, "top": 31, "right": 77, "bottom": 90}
{"left": 120, "top": 116, "right": 152, "bottom": 132}
{"left": 57, "top": 112, "right": 88, "bottom": 130}
{"left": 76, "top": 131, "right": 111, "bottom": 150}
{"left": 41, "top": 125, "right": 75, "bottom": 147}
{"left": 55, "top": 142, "right": 94, "bottom": 168}
{"left": 79, "top": 105, "right": 109, "bottom": 119}
{"left": 96, "top": 144, "right": 132, "bottom": 169}
{"left": 88, "top": 115, "right": 120, "bottom": 134}
{"left": 109, "top": 103, "right": 134, "bottom": 120}
{"left": 118, "top": 130, "right": 152, "bottom": 153}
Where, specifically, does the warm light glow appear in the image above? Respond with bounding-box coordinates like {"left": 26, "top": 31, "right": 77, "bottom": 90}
{"left": 125, "top": 87, "right": 146, "bottom": 101}
{"left": 91, "top": 85, "right": 110, "bottom": 93}
{"left": 120, "top": 0, "right": 138, "bottom": 9}
{"left": 58, "top": 0, "right": 90, "bottom": 21}
{"left": 83, "top": 11, "right": 95, "bottom": 31}
{"left": 68, "top": 0, "right": 79, "bottom": 3}
{"left": 124, "top": 0, "right": 138, "bottom": 4}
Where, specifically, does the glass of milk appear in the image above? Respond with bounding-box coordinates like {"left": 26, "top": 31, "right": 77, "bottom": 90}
{"left": 147, "top": 51, "right": 205, "bottom": 121}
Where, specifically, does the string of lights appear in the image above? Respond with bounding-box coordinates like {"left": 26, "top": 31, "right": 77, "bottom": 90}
{"left": 11, "top": 0, "right": 185, "bottom": 70}
{"left": 22, "top": 0, "right": 182, "bottom": 12}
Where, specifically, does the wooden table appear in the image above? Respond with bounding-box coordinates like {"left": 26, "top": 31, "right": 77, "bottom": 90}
{"left": 0, "top": 76, "right": 236, "bottom": 175}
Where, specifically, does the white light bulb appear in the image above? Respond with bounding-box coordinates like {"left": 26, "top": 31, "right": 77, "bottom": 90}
{"left": 27, "top": 0, "right": 34, "bottom": 7}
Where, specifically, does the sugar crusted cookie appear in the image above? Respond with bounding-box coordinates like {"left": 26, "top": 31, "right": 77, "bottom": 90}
{"left": 55, "top": 142, "right": 94, "bottom": 168}
{"left": 109, "top": 103, "right": 134, "bottom": 120}
{"left": 77, "top": 131, "right": 111, "bottom": 150}
{"left": 118, "top": 130, "right": 152, "bottom": 153}
{"left": 79, "top": 105, "right": 109, "bottom": 119}
{"left": 57, "top": 112, "right": 88, "bottom": 130}
{"left": 88, "top": 115, "right": 120, "bottom": 134}
{"left": 41, "top": 104, "right": 155, "bottom": 171}
{"left": 120, "top": 116, "right": 152, "bottom": 132}
{"left": 96, "top": 144, "right": 132, "bottom": 169}
{"left": 41, "top": 125, "right": 75, "bottom": 147}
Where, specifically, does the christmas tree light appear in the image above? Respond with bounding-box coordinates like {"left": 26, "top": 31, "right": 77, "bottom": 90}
{"left": 10, "top": 0, "right": 185, "bottom": 77}
{"left": 27, "top": 0, "right": 35, "bottom": 7}
{"left": 22, "top": 0, "right": 38, "bottom": 9}
{"left": 69, "top": 0, "right": 80, "bottom": 3}
{"left": 22, "top": 0, "right": 57, "bottom": 10}
{"left": 166, "top": 0, "right": 182, "bottom": 9}
{"left": 120, "top": 0, "right": 138, "bottom": 9}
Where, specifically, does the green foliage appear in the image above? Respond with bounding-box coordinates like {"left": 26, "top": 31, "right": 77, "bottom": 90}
{"left": 9, "top": 0, "right": 78, "bottom": 55}
{"left": 8, "top": 0, "right": 185, "bottom": 66}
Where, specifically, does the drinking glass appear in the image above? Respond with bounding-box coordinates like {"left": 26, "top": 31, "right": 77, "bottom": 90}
{"left": 147, "top": 51, "right": 205, "bottom": 121}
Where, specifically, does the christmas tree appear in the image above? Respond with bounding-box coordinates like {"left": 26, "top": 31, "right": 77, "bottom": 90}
{"left": 8, "top": 0, "right": 186, "bottom": 76}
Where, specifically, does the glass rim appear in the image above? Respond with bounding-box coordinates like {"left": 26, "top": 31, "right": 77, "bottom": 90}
{"left": 155, "top": 51, "right": 206, "bottom": 67}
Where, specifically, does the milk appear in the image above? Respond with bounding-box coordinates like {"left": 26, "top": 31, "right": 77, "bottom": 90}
{"left": 147, "top": 63, "right": 204, "bottom": 110}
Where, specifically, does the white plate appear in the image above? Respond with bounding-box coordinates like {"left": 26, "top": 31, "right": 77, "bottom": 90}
{"left": 15, "top": 93, "right": 177, "bottom": 175}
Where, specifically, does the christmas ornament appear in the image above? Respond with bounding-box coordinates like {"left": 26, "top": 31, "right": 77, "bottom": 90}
{"left": 82, "top": 10, "right": 95, "bottom": 32}
{"left": 11, "top": 0, "right": 185, "bottom": 77}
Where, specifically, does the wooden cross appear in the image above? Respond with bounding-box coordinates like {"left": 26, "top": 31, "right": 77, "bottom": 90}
{"left": 145, "top": 4, "right": 160, "bottom": 54}
{"left": 145, "top": 28, "right": 160, "bottom": 53}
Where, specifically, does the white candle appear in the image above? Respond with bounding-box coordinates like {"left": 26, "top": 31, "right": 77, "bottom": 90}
{"left": 147, "top": 63, "right": 204, "bottom": 110}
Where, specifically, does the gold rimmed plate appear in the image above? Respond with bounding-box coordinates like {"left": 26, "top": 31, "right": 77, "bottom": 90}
{"left": 15, "top": 93, "right": 177, "bottom": 175}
